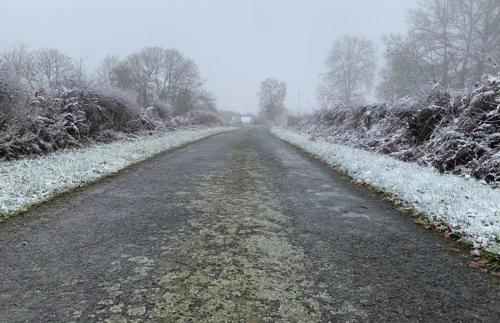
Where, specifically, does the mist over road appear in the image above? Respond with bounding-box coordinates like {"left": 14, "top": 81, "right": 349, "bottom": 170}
{"left": 0, "top": 127, "right": 498, "bottom": 322}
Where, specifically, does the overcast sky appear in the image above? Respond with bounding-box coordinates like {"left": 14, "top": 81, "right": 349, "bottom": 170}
{"left": 0, "top": 0, "right": 415, "bottom": 113}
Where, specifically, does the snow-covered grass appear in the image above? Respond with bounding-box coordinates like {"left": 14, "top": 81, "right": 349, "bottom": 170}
{"left": 272, "top": 127, "right": 500, "bottom": 254}
{"left": 0, "top": 127, "right": 234, "bottom": 218}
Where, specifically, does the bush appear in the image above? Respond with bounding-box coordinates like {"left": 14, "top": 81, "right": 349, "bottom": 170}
{"left": 170, "top": 110, "right": 222, "bottom": 128}
{"left": 291, "top": 79, "right": 500, "bottom": 187}
{"left": 0, "top": 85, "right": 220, "bottom": 160}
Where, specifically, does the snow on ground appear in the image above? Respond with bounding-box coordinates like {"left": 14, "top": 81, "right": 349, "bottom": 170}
{"left": 0, "top": 127, "right": 233, "bottom": 218}
{"left": 272, "top": 127, "right": 500, "bottom": 254}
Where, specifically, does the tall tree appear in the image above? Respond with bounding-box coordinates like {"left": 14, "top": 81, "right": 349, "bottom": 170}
{"left": 0, "top": 44, "right": 37, "bottom": 91}
{"left": 466, "top": 0, "right": 500, "bottom": 81}
{"left": 35, "top": 48, "right": 75, "bottom": 89}
{"left": 96, "top": 55, "right": 120, "bottom": 87}
{"left": 378, "top": 0, "right": 500, "bottom": 100}
{"left": 0, "top": 45, "right": 216, "bottom": 114}
{"left": 408, "top": 0, "right": 453, "bottom": 88}
{"left": 110, "top": 47, "right": 202, "bottom": 109}
{"left": 257, "top": 78, "right": 287, "bottom": 124}
{"left": 319, "top": 35, "right": 375, "bottom": 107}
{"left": 377, "top": 34, "right": 435, "bottom": 101}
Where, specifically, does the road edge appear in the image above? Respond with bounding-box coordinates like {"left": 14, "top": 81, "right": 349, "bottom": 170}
{"left": 0, "top": 127, "right": 238, "bottom": 224}
{"left": 269, "top": 127, "right": 500, "bottom": 279}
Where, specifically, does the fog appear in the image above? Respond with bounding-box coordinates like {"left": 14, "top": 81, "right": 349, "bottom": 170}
{"left": 0, "top": 0, "right": 414, "bottom": 113}
{"left": 1, "top": 2, "right": 500, "bottom": 317}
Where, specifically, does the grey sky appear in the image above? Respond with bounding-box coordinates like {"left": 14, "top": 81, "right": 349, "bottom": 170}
{"left": 0, "top": 0, "right": 415, "bottom": 113}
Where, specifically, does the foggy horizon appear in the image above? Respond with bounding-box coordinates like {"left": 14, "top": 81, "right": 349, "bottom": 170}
{"left": 0, "top": 0, "right": 414, "bottom": 113}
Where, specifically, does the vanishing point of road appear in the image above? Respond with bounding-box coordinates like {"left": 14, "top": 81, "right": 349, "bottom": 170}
{"left": 0, "top": 127, "right": 499, "bottom": 322}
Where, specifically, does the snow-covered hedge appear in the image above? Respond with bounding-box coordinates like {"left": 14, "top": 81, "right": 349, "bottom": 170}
{"left": 0, "top": 84, "right": 223, "bottom": 160}
{"left": 0, "top": 127, "right": 233, "bottom": 218}
{"left": 272, "top": 128, "right": 500, "bottom": 254}
{"left": 290, "top": 80, "right": 500, "bottom": 188}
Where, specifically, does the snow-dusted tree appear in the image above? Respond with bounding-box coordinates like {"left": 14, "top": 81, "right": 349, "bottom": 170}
{"left": 110, "top": 47, "right": 203, "bottom": 109}
{"left": 409, "top": 0, "right": 499, "bottom": 87}
{"left": 35, "top": 48, "right": 75, "bottom": 89}
{"left": 408, "top": 0, "right": 454, "bottom": 88}
{"left": 96, "top": 55, "right": 120, "bottom": 87}
{"left": 379, "top": 0, "right": 500, "bottom": 100}
{"left": 377, "top": 34, "right": 436, "bottom": 102}
{"left": 0, "top": 72, "right": 27, "bottom": 122}
{"left": 319, "top": 35, "right": 375, "bottom": 107}
{"left": 1, "top": 44, "right": 215, "bottom": 116}
{"left": 170, "top": 88, "right": 217, "bottom": 116}
{"left": 459, "top": 0, "right": 500, "bottom": 82}
{"left": 258, "top": 78, "right": 287, "bottom": 124}
{"left": 73, "top": 56, "right": 91, "bottom": 88}
{"left": 0, "top": 44, "right": 37, "bottom": 91}
{"left": 153, "top": 48, "right": 201, "bottom": 106}
{"left": 112, "top": 52, "right": 152, "bottom": 106}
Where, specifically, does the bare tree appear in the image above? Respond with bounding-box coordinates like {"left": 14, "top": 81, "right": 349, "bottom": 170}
{"left": 114, "top": 52, "right": 152, "bottom": 106}
{"left": 0, "top": 44, "right": 37, "bottom": 91}
{"left": 377, "top": 34, "right": 436, "bottom": 101}
{"left": 319, "top": 35, "right": 375, "bottom": 107}
{"left": 110, "top": 47, "right": 203, "bottom": 109}
{"left": 154, "top": 48, "right": 201, "bottom": 106}
{"left": 1, "top": 46, "right": 80, "bottom": 91}
{"left": 379, "top": 0, "right": 500, "bottom": 101}
{"left": 408, "top": 0, "right": 454, "bottom": 88}
{"left": 193, "top": 89, "right": 217, "bottom": 112}
{"left": 257, "top": 78, "right": 287, "bottom": 124}
{"left": 410, "top": 0, "right": 499, "bottom": 88}
{"left": 35, "top": 48, "right": 75, "bottom": 89}
{"left": 1, "top": 44, "right": 215, "bottom": 115}
{"left": 467, "top": 0, "right": 500, "bottom": 81}
{"left": 73, "top": 56, "right": 91, "bottom": 88}
{"left": 96, "top": 54, "right": 120, "bottom": 87}
{"left": 450, "top": 0, "right": 483, "bottom": 87}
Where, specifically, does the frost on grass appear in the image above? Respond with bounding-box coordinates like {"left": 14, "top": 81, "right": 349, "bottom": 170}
{"left": 272, "top": 128, "right": 500, "bottom": 254}
{"left": 0, "top": 128, "right": 232, "bottom": 218}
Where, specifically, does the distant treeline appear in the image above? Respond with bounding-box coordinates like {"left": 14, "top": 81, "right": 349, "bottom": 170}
{"left": 0, "top": 46, "right": 222, "bottom": 160}
{"left": 318, "top": 0, "right": 500, "bottom": 108}
{"left": 0, "top": 45, "right": 216, "bottom": 116}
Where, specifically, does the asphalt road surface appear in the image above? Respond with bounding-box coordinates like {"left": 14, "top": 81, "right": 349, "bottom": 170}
{"left": 0, "top": 127, "right": 499, "bottom": 322}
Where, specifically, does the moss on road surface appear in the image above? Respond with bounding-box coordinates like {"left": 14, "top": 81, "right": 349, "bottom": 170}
{"left": 92, "top": 147, "right": 334, "bottom": 322}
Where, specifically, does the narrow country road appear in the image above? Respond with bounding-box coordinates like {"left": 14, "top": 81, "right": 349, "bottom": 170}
{"left": 0, "top": 126, "right": 499, "bottom": 322}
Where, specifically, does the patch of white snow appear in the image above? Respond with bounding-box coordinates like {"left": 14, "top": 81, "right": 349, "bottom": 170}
{"left": 272, "top": 127, "right": 500, "bottom": 254}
